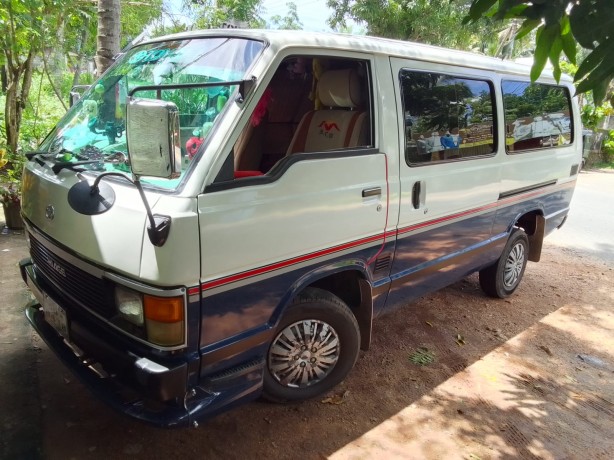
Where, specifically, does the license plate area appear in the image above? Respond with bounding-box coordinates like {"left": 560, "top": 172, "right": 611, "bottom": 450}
{"left": 44, "top": 296, "right": 69, "bottom": 339}
{"left": 26, "top": 269, "right": 70, "bottom": 339}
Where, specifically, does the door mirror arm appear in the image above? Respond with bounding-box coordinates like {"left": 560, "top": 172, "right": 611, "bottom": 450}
{"left": 89, "top": 172, "right": 171, "bottom": 247}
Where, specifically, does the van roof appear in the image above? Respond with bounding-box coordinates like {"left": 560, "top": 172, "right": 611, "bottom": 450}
{"left": 143, "top": 29, "right": 571, "bottom": 83}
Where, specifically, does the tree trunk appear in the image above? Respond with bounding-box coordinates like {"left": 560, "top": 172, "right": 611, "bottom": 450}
{"left": 3, "top": 50, "right": 35, "bottom": 153}
{"left": 95, "top": 0, "right": 121, "bottom": 77}
{"left": 1, "top": 66, "right": 7, "bottom": 93}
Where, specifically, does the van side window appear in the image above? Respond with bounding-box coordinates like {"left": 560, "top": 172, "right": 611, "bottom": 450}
{"left": 400, "top": 70, "right": 496, "bottom": 165}
{"left": 502, "top": 81, "right": 573, "bottom": 153}
{"left": 232, "top": 57, "right": 373, "bottom": 178}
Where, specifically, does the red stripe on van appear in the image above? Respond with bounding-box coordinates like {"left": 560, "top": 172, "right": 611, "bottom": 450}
{"left": 201, "top": 180, "right": 574, "bottom": 291}
{"left": 397, "top": 180, "right": 574, "bottom": 236}
{"left": 397, "top": 201, "right": 499, "bottom": 236}
{"left": 201, "top": 232, "right": 386, "bottom": 291}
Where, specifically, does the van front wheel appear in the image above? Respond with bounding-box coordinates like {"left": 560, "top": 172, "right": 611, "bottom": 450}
{"left": 480, "top": 228, "right": 529, "bottom": 298}
{"left": 263, "top": 288, "right": 360, "bottom": 403}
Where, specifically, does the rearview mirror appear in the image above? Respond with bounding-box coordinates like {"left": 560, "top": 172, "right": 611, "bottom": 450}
{"left": 126, "top": 97, "right": 181, "bottom": 179}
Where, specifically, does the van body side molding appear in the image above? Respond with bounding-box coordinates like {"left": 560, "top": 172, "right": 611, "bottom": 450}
{"left": 499, "top": 180, "right": 558, "bottom": 200}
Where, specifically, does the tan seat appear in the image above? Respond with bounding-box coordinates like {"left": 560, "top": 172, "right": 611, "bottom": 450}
{"left": 286, "top": 69, "right": 368, "bottom": 155}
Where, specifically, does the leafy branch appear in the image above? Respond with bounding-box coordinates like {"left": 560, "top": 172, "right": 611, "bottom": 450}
{"left": 464, "top": 0, "right": 614, "bottom": 104}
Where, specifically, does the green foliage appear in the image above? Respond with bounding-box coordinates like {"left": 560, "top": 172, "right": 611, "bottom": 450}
{"left": 581, "top": 103, "right": 613, "bottom": 131}
{"left": 0, "top": 148, "right": 26, "bottom": 205}
{"left": 326, "top": 0, "right": 506, "bottom": 52}
{"left": 161, "top": 75, "right": 210, "bottom": 115}
{"left": 504, "top": 84, "right": 568, "bottom": 120}
{"left": 1, "top": 0, "right": 50, "bottom": 152}
{"left": 189, "top": 0, "right": 265, "bottom": 28}
{"left": 121, "top": 0, "right": 164, "bottom": 46}
{"left": 21, "top": 73, "right": 69, "bottom": 149}
{"left": 63, "top": 0, "right": 163, "bottom": 60}
{"left": 1, "top": 0, "right": 166, "bottom": 154}
{"left": 269, "top": 2, "right": 303, "bottom": 30}
{"left": 0, "top": 0, "right": 44, "bottom": 57}
{"left": 0, "top": 72, "right": 69, "bottom": 150}
{"left": 465, "top": 0, "right": 614, "bottom": 105}
{"left": 603, "top": 130, "right": 614, "bottom": 160}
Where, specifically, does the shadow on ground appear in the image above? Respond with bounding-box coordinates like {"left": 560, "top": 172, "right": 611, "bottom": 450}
{"left": 0, "top": 227, "right": 42, "bottom": 460}
{"left": 3, "top": 223, "right": 613, "bottom": 459}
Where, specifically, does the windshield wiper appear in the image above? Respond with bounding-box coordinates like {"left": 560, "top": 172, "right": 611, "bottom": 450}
{"left": 25, "top": 151, "right": 51, "bottom": 161}
{"left": 51, "top": 160, "right": 101, "bottom": 174}
{"left": 26, "top": 150, "right": 102, "bottom": 175}
{"left": 25, "top": 151, "right": 57, "bottom": 167}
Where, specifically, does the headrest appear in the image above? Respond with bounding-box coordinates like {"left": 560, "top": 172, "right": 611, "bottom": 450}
{"left": 318, "top": 69, "right": 362, "bottom": 108}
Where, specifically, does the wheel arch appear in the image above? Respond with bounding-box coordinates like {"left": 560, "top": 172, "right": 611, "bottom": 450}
{"left": 273, "top": 262, "right": 374, "bottom": 351}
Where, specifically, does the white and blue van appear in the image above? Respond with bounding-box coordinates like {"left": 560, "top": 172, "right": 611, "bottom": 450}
{"left": 20, "top": 30, "right": 580, "bottom": 427}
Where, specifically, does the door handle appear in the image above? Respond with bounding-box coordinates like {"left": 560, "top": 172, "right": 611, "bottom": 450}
{"left": 412, "top": 181, "right": 425, "bottom": 209}
{"left": 362, "top": 187, "right": 381, "bottom": 198}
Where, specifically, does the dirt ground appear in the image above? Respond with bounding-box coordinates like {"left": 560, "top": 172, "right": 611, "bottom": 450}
{"left": 2, "top": 202, "right": 614, "bottom": 459}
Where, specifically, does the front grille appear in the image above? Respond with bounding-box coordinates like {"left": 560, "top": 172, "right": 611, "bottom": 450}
{"left": 30, "top": 235, "right": 115, "bottom": 318}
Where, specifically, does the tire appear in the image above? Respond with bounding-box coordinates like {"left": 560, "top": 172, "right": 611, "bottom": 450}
{"left": 479, "top": 228, "right": 529, "bottom": 298}
{"left": 262, "top": 287, "right": 360, "bottom": 403}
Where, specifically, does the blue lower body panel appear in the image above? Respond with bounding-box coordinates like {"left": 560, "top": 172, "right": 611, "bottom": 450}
{"left": 22, "top": 259, "right": 263, "bottom": 428}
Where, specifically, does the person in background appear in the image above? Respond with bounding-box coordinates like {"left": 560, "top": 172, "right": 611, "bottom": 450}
{"left": 440, "top": 130, "right": 460, "bottom": 149}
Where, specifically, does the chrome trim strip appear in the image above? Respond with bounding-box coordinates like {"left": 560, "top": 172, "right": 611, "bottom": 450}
{"left": 104, "top": 272, "right": 186, "bottom": 297}
{"left": 498, "top": 179, "right": 558, "bottom": 200}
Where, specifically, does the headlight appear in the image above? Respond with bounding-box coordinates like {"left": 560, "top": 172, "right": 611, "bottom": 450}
{"left": 114, "top": 285, "right": 185, "bottom": 347}
{"left": 115, "top": 285, "right": 144, "bottom": 326}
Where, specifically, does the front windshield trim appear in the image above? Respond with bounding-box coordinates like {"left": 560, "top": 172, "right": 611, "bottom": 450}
{"left": 140, "top": 31, "right": 268, "bottom": 47}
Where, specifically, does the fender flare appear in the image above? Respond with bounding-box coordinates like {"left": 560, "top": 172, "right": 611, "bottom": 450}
{"left": 270, "top": 260, "right": 375, "bottom": 350}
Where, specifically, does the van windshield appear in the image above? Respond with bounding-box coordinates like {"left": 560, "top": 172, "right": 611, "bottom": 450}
{"left": 39, "top": 37, "right": 264, "bottom": 189}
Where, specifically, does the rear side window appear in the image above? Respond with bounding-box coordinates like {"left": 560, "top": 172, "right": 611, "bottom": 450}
{"left": 502, "top": 81, "right": 573, "bottom": 153}
{"left": 400, "top": 70, "right": 496, "bottom": 165}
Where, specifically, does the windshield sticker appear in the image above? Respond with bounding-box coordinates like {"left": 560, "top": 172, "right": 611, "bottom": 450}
{"left": 128, "top": 48, "right": 171, "bottom": 66}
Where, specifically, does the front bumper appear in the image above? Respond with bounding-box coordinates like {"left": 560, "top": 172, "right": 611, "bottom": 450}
{"left": 20, "top": 258, "right": 201, "bottom": 427}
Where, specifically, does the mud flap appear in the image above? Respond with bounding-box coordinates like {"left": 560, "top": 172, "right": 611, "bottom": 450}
{"left": 357, "top": 278, "right": 374, "bottom": 351}
{"left": 528, "top": 214, "right": 545, "bottom": 262}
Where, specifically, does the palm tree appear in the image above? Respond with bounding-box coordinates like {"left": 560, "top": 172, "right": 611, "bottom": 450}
{"left": 95, "top": 0, "right": 121, "bottom": 76}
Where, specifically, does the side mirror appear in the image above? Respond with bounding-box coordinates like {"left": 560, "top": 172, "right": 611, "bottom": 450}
{"left": 126, "top": 97, "right": 181, "bottom": 179}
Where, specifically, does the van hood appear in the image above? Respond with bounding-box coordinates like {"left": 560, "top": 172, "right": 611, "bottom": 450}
{"left": 21, "top": 163, "right": 155, "bottom": 280}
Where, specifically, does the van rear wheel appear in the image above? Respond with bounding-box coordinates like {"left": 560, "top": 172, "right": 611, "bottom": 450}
{"left": 479, "top": 228, "right": 529, "bottom": 298}
{"left": 262, "top": 288, "right": 360, "bottom": 403}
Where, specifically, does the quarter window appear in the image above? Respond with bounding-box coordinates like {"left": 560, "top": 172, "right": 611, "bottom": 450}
{"left": 502, "top": 81, "right": 573, "bottom": 153}
{"left": 400, "top": 70, "right": 496, "bottom": 165}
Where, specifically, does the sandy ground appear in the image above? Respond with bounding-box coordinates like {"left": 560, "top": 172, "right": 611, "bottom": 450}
{"left": 1, "top": 174, "right": 613, "bottom": 459}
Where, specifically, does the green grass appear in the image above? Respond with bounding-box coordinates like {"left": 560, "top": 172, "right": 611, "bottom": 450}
{"left": 409, "top": 347, "right": 436, "bottom": 366}
{"left": 594, "top": 161, "right": 614, "bottom": 169}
